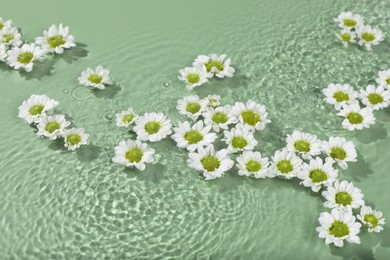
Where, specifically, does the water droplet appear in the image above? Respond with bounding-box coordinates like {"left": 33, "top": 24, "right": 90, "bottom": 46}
{"left": 63, "top": 89, "right": 69, "bottom": 93}
{"left": 103, "top": 111, "right": 114, "bottom": 121}
{"left": 71, "top": 87, "right": 93, "bottom": 101}
{"left": 163, "top": 81, "right": 171, "bottom": 87}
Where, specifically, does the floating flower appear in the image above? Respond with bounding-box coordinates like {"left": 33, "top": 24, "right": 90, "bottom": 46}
{"left": 232, "top": 100, "right": 271, "bottom": 131}
{"left": 334, "top": 12, "right": 363, "bottom": 30}
{"left": 357, "top": 206, "right": 385, "bottom": 233}
{"left": 171, "top": 120, "right": 216, "bottom": 152}
{"left": 6, "top": 43, "right": 45, "bottom": 72}
{"left": 322, "top": 137, "right": 357, "bottom": 169}
{"left": 0, "top": 26, "right": 22, "bottom": 47}
{"left": 322, "top": 180, "right": 365, "bottom": 211}
{"left": 205, "top": 94, "right": 221, "bottom": 108}
{"left": 359, "top": 85, "right": 390, "bottom": 110}
{"left": 203, "top": 105, "right": 237, "bottom": 132}
{"left": 270, "top": 149, "right": 302, "bottom": 179}
{"left": 193, "top": 54, "right": 235, "bottom": 78}
{"left": 187, "top": 145, "right": 234, "bottom": 180}
{"left": 357, "top": 25, "right": 384, "bottom": 51}
{"left": 286, "top": 131, "right": 321, "bottom": 160}
{"left": 176, "top": 95, "right": 208, "bottom": 120}
{"left": 115, "top": 108, "right": 138, "bottom": 128}
{"left": 134, "top": 112, "right": 172, "bottom": 142}
{"left": 36, "top": 114, "right": 70, "bottom": 140}
{"left": 78, "top": 65, "right": 113, "bottom": 90}
{"left": 297, "top": 158, "right": 338, "bottom": 192}
{"left": 236, "top": 151, "right": 272, "bottom": 178}
{"left": 316, "top": 208, "right": 361, "bottom": 247}
{"left": 35, "top": 24, "right": 75, "bottom": 54}
{"left": 323, "top": 83, "right": 358, "bottom": 110}
{"left": 112, "top": 139, "right": 155, "bottom": 171}
{"left": 376, "top": 69, "right": 390, "bottom": 89}
{"left": 0, "top": 43, "right": 7, "bottom": 61}
{"left": 178, "top": 66, "right": 208, "bottom": 90}
{"left": 63, "top": 128, "right": 89, "bottom": 151}
{"left": 337, "top": 103, "right": 375, "bottom": 131}
{"left": 336, "top": 29, "right": 356, "bottom": 47}
{"left": 18, "top": 94, "right": 59, "bottom": 124}
{"left": 0, "top": 17, "right": 12, "bottom": 31}
{"left": 223, "top": 125, "right": 257, "bottom": 153}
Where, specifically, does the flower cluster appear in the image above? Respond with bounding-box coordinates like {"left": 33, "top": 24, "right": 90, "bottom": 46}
{"left": 112, "top": 108, "right": 172, "bottom": 171}
{"left": 178, "top": 54, "right": 235, "bottom": 90}
{"left": 18, "top": 94, "right": 88, "bottom": 151}
{"left": 323, "top": 69, "right": 390, "bottom": 131}
{"left": 0, "top": 16, "right": 75, "bottom": 72}
{"left": 334, "top": 12, "right": 384, "bottom": 50}
{"left": 78, "top": 65, "right": 113, "bottom": 90}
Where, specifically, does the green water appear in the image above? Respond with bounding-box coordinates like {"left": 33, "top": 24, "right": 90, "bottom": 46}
{"left": 1, "top": 0, "right": 390, "bottom": 259}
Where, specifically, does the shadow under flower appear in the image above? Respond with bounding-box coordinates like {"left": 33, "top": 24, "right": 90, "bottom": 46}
{"left": 52, "top": 42, "right": 89, "bottom": 64}
{"left": 77, "top": 143, "right": 101, "bottom": 162}
{"left": 345, "top": 150, "right": 373, "bottom": 182}
{"left": 91, "top": 82, "right": 122, "bottom": 99}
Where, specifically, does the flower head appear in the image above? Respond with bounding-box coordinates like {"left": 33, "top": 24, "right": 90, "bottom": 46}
{"left": 322, "top": 180, "right": 365, "bottom": 211}
{"left": 203, "top": 105, "right": 238, "bottom": 132}
{"left": 323, "top": 83, "right": 358, "bottom": 110}
{"left": 112, "top": 140, "right": 155, "bottom": 171}
{"left": 0, "top": 26, "right": 22, "bottom": 47}
{"left": 134, "top": 112, "right": 172, "bottom": 142}
{"left": 36, "top": 114, "right": 70, "bottom": 140}
{"left": 35, "top": 24, "right": 75, "bottom": 54}
{"left": 172, "top": 120, "right": 216, "bottom": 152}
{"left": 176, "top": 95, "right": 208, "bottom": 120}
{"left": 336, "top": 29, "right": 356, "bottom": 47}
{"left": 0, "top": 17, "right": 13, "bottom": 31}
{"left": 63, "top": 128, "right": 89, "bottom": 151}
{"left": 297, "top": 158, "right": 338, "bottom": 192}
{"left": 0, "top": 43, "right": 6, "bottom": 61}
{"left": 193, "top": 54, "right": 235, "bottom": 78}
{"left": 357, "top": 25, "right": 384, "bottom": 51}
{"left": 223, "top": 125, "right": 257, "bottom": 153}
{"left": 286, "top": 131, "right": 321, "bottom": 160}
{"left": 232, "top": 100, "right": 271, "bottom": 131}
{"left": 359, "top": 85, "right": 390, "bottom": 110}
{"left": 6, "top": 43, "right": 45, "bottom": 72}
{"left": 334, "top": 12, "right": 363, "bottom": 30}
{"left": 236, "top": 151, "right": 272, "bottom": 178}
{"left": 337, "top": 103, "right": 375, "bottom": 131}
{"left": 18, "top": 94, "right": 59, "bottom": 124}
{"left": 316, "top": 208, "right": 361, "bottom": 247}
{"left": 115, "top": 108, "right": 138, "bottom": 128}
{"left": 376, "top": 69, "right": 390, "bottom": 89}
{"left": 205, "top": 94, "right": 221, "bottom": 108}
{"left": 178, "top": 66, "right": 208, "bottom": 90}
{"left": 270, "top": 149, "right": 302, "bottom": 179}
{"left": 322, "top": 137, "right": 357, "bottom": 169}
{"left": 188, "top": 145, "right": 234, "bottom": 180}
{"left": 78, "top": 66, "right": 113, "bottom": 89}
{"left": 357, "top": 206, "right": 385, "bottom": 233}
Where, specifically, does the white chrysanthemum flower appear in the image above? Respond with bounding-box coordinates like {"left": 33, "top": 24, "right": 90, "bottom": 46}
{"left": 322, "top": 83, "right": 358, "bottom": 110}
{"left": 337, "top": 103, "right": 375, "bottom": 131}
{"left": 359, "top": 85, "right": 390, "bottom": 110}
{"left": 35, "top": 24, "right": 75, "bottom": 54}
{"left": 0, "top": 17, "right": 12, "bottom": 31}
{"left": 172, "top": 120, "right": 216, "bottom": 152}
{"left": 18, "top": 94, "right": 59, "bottom": 124}
{"left": 203, "top": 105, "right": 238, "bottom": 132}
{"left": 334, "top": 12, "right": 363, "bottom": 30}
{"left": 193, "top": 54, "right": 235, "bottom": 78}
{"left": 6, "top": 43, "right": 45, "bottom": 72}
{"left": 336, "top": 29, "right": 356, "bottom": 47}
{"left": 223, "top": 125, "right": 257, "bottom": 153}
{"left": 36, "top": 114, "right": 70, "bottom": 140}
{"left": 286, "top": 131, "right": 321, "bottom": 160}
{"left": 236, "top": 151, "right": 272, "bottom": 178}
{"left": 357, "top": 25, "right": 384, "bottom": 51}
{"left": 322, "top": 137, "right": 357, "bottom": 169}
{"left": 178, "top": 66, "right": 208, "bottom": 90}
{"left": 322, "top": 180, "right": 365, "bottom": 211}
{"left": 176, "top": 95, "right": 208, "bottom": 120}
{"left": 115, "top": 108, "right": 138, "bottom": 128}
{"left": 0, "top": 43, "right": 7, "bottom": 61}
{"left": 376, "top": 69, "right": 390, "bottom": 89}
{"left": 316, "top": 208, "right": 361, "bottom": 247}
{"left": 78, "top": 66, "right": 113, "bottom": 90}
{"left": 112, "top": 139, "right": 155, "bottom": 171}
{"left": 232, "top": 100, "right": 271, "bottom": 131}
{"left": 134, "top": 112, "right": 172, "bottom": 142}
{"left": 63, "top": 128, "right": 89, "bottom": 151}
{"left": 188, "top": 145, "right": 234, "bottom": 180}
{"left": 0, "top": 26, "right": 22, "bottom": 47}
{"left": 297, "top": 158, "right": 338, "bottom": 192}
{"left": 206, "top": 94, "right": 221, "bottom": 108}
{"left": 270, "top": 149, "right": 302, "bottom": 179}
{"left": 357, "top": 206, "right": 385, "bottom": 233}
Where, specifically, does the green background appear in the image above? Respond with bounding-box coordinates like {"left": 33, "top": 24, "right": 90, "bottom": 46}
{"left": 1, "top": 0, "right": 390, "bottom": 259}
